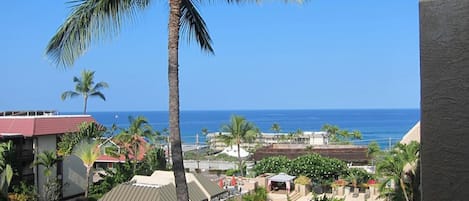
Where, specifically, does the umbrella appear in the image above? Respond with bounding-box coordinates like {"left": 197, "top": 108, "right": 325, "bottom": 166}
{"left": 231, "top": 176, "right": 237, "bottom": 186}
{"left": 219, "top": 179, "right": 224, "bottom": 188}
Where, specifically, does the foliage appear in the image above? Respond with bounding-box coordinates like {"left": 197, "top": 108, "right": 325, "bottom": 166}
{"left": 0, "top": 141, "right": 13, "bottom": 199}
{"left": 242, "top": 187, "right": 267, "bottom": 201}
{"left": 219, "top": 115, "right": 259, "bottom": 177}
{"left": 58, "top": 122, "right": 105, "bottom": 156}
{"left": 61, "top": 69, "right": 109, "bottom": 114}
{"left": 12, "top": 181, "right": 38, "bottom": 201}
{"left": 368, "top": 141, "right": 381, "bottom": 158}
{"left": 89, "top": 161, "right": 133, "bottom": 198}
{"left": 288, "top": 154, "right": 348, "bottom": 184}
{"left": 271, "top": 123, "right": 281, "bottom": 133}
{"left": 74, "top": 141, "right": 101, "bottom": 198}
{"left": 138, "top": 148, "right": 167, "bottom": 175}
{"left": 33, "top": 150, "right": 58, "bottom": 178}
{"left": 346, "top": 168, "right": 373, "bottom": 187}
{"left": 321, "top": 124, "right": 362, "bottom": 144}
{"left": 253, "top": 156, "right": 290, "bottom": 175}
{"left": 44, "top": 178, "right": 63, "bottom": 201}
{"left": 225, "top": 169, "right": 239, "bottom": 176}
{"left": 114, "top": 116, "right": 158, "bottom": 174}
{"left": 294, "top": 175, "right": 311, "bottom": 185}
{"left": 376, "top": 141, "right": 420, "bottom": 201}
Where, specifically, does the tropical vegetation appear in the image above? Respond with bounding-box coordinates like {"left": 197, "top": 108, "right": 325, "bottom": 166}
{"left": 46, "top": 0, "right": 304, "bottom": 200}
{"left": 61, "top": 70, "right": 109, "bottom": 114}
{"left": 0, "top": 141, "right": 14, "bottom": 200}
{"left": 376, "top": 141, "right": 420, "bottom": 201}
{"left": 33, "top": 150, "right": 61, "bottom": 201}
{"left": 321, "top": 124, "right": 362, "bottom": 144}
{"left": 114, "top": 116, "right": 156, "bottom": 174}
{"left": 74, "top": 141, "right": 101, "bottom": 198}
{"left": 219, "top": 115, "right": 259, "bottom": 176}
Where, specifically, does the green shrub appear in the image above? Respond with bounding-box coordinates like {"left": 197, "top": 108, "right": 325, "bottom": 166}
{"left": 288, "top": 154, "right": 347, "bottom": 184}
{"left": 294, "top": 175, "right": 311, "bottom": 185}
{"left": 253, "top": 156, "right": 290, "bottom": 175}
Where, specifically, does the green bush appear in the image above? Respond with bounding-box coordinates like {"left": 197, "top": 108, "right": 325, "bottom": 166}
{"left": 225, "top": 168, "right": 239, "bottom": 176}
{"left": 253, "top": 156, "right": 290, "bottom": 175}
{"left": 288, "top": 154, "right": 347, "bottom": 184}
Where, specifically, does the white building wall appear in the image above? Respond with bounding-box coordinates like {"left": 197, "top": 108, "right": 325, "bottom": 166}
{"left": 35, "top": 135, "right": 57, "bottom": 201}
{"left": 62, "top": 154, "right": 87, "bottom": 198}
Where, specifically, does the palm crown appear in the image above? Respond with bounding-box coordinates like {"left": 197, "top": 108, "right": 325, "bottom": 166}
{"left": 62, "top": 70, "right": 109, "bottom": 114}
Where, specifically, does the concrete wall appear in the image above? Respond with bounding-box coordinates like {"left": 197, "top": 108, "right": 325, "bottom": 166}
{"left": 35, "top": 135, "right": 57, "bottom": 201}
{"left": 420, "top": 0, "right": 469, "bottom": 200}
{"left": 62, "top": 155, "right": 87, "bottom": 198}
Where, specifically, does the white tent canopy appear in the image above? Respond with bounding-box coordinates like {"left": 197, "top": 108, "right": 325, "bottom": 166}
{"left": 269, "top": 173, "right": 296, "bottom": 182}
{"left": 220, "top": 147, "right": 250, "bottom": 158}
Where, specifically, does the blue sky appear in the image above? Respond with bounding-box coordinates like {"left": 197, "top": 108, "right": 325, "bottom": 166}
{"left": 1, "top": 1, "right": 420, "bottom": 112}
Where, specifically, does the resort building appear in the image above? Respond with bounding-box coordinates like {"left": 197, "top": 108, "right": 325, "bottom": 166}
{"left": 206, "top": 131, "right": 329, "bottom": 151}
{"left": 0, "top": 111, "right": 95, "bottom": 200}
{"left": 99, "top": 170, "right": 228, "bottom": 201}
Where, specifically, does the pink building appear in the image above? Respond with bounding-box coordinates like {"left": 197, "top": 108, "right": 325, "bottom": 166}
{"left": 0, "top": 110, "right": 95, "bottom": 200}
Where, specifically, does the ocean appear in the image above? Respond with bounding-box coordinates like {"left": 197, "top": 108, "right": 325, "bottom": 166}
{"left": 71, "top": 109, "right": 419, "bottom": 149}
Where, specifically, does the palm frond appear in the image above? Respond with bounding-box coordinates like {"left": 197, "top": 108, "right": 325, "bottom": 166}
{"left": 90, "top": 91, "right": 106, "bottom": 100}
{"left": 180, "top": 0, "right": 214, "bottom": 53}
{"left": 45, "top": 0, "right": 150, "bottom": 67}
{"left": 61, "top": 91, "right": 80, "bottom": 100}
{"left": 92, "top": 81, "right": 109, "bottom": 92}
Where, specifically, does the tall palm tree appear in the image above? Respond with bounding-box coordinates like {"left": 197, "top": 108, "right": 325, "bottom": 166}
{"left": 74, "top": 141, "right": 100, "bottom": 198}
{"left": 114, "top": 116, "right": 154, "bottom": 174}
{"left": 219, "top": 115, "right": 258, "bottom": 176}
{"left": 61, "top": 70, "right": 109, "bottom": 114}
{"left": 45, "top": 1, "right": 304, "bottom": 199}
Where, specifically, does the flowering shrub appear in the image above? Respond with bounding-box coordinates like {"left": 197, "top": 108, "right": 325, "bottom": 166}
{"left": 253, "top": 156, "right": 290, "bottom": 175}
{"left": 288, "top": 154, "right": 348, "bottom": 184}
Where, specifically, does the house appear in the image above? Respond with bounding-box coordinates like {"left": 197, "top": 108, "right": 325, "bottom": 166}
{"left": 0, "top": 110, "right": 95, "bottom": 200}
{"left": 99, "top": 170, "right": 228, "bottom": 201}
{"left": 95, "top": 136, "right": 149, "bottom": 169}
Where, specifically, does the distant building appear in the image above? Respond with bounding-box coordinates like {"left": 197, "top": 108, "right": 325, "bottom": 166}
{"left": 99, "top": 171, "right": 228, "bottom": 201}
{"left": 207, "top": 131, "right": 329, "bottom": 151}
{"left": 252, "top": 144, "right": 370, "bottom": 165}
{"left": 95, "top": 136, "right": 149, "bottom": 169}
{"left": 0, "top": 111, "right": 95, "bottom": 200}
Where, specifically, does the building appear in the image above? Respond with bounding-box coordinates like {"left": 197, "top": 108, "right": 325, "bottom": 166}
{"left": 207, "top": 131, "right": 329, "bottom": 151}
{"left": 95, "top": 136, "right": 149, "bottom": 169}
{"left": 252, "top": 144, "right": 369, "bottom": 165}
{"left": 0, "top": 111, "right": 95, "bottom": 200}
{"left": 99, "top": 171, "right": 228, "bottom": 201}
{"left": 400, "top": 121, "right": 420, "bottom": 144}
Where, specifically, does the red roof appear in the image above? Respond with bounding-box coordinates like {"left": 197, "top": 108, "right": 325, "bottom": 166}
{"left": 96, "top": 136, "right": 148, "bottom": 163}
{"left": 0, "top": 115, "right": 96, "bottom": 137}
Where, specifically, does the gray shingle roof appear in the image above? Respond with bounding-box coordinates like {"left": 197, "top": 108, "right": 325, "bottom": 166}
{"left": 194, "top": 174, "right": 226, "bottom": 197}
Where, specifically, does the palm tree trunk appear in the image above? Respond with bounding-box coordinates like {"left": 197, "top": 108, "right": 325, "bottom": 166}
{"left": 399, "top": 177, "right": 410, "bottom": 201}
{"left": 237, "top": 142, "right": 243, "bottom": 177}
{"left": 83, "top": 95, "right": 88, "bottom": 114}
{"left": 168, "top": 1, "right": 189, "bottom": 201}
{"left": 85, "top": 167, "right": 90, "bottom": 198}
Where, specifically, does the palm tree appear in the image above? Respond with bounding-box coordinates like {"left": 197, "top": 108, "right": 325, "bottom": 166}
{"left": 74, "top": 141, "right": 100, "bottom": 198}
{"left": 114, "top": 116, "right": 155, "bottom": 174}
{"left": 219, "top": 115, "right": 258, "bottom": 177}
{"left": 33, "top": 150, "right": 58, "bottom": 180}
{"left": 271, "top": 123, "right": 281, "bottom": 134}
{"left": 45, "top": 1, "right": 304, "bottom": 199}
{"left": 61, "top": 70, "right": 109, "bottom": 114}
{"left": 377, "top": 141, "right": 420, "bottom": 201}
